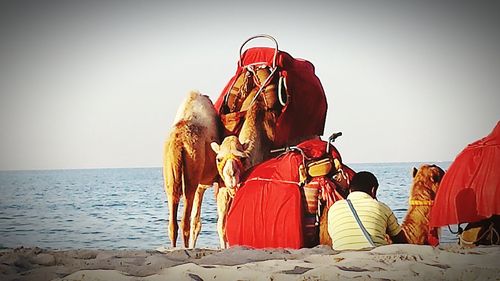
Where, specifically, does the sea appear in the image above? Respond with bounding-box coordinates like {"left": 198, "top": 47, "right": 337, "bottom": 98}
{"left": 0, "top": 162, "right": 459, "bottom": 250}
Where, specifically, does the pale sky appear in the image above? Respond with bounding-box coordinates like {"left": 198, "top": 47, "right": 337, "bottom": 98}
{"left": 0, "top": 0, "right": 499, "bottom": 170}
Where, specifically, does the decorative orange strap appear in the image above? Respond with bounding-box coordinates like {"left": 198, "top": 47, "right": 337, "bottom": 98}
{"left": 409, "top": 199, "right": 434, "bottom": 206}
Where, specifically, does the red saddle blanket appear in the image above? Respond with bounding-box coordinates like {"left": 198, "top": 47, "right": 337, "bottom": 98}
{"left": 225, "top": 138, "right": 354, "bottom": 248}
{"left": 226, "top": 149, "right": 305, "bottom": 248}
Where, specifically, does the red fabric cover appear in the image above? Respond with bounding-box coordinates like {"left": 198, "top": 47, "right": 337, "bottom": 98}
{"left": 226, "top": 138, "right": 355, "bottom": 248}
{"left": 429, "top": 121, "right": 500, "bottom": 227}
{"left": 297, "top": 138, "right": 355, "bottom": 185}
{"left": 297, "top": 138, "right": 344, "bottom": 162}
{"left": 297, "top": 138, "right": 356, "bottom": 195}
{"left": 214, "top": 47, "right": 328, "bottom": 148}
{"left": 226, "top": 152, "right": 304, "bottom": 249}
{"left": 315, "top": 176, "right": 345, "bottom": 210}
{"left": 427, "top": 228, "right": 440, "bottom": 247}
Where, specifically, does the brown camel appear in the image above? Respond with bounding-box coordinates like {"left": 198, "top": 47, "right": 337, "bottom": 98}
{"left": 163, "top": 91, "right": 221, "bottom": 248}
{"left": 211, "top": 64, "right": 321, "bottom": 247}
{"left": 210, "top": 101, "right": 273, "bottom": 248}
{"left": 211, "top": 101, "right": 273, "bottom": 187}
{"left": 401, "top": 164, "right": 445, "bottom": 245}
{"left": 211, "top": 93, "right": 316, "bottom": 190}
{"left": 212, "top": 61, "right": 284, "bottom": 190}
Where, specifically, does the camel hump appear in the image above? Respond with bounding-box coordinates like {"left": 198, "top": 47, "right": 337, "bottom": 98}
{"left": 173, "top": 90, "right": 218, "bottom": 128}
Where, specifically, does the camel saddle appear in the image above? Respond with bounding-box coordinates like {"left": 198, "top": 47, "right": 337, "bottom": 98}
{"left": 214, "top": 35, "right": 328, "bottom": 148}
{"left": 225, "top": 138, "right": 355, "bottom": 249}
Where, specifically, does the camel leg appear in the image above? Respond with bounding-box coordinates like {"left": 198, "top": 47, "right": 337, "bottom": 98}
{"left": 180, "top": 190, "right": 196, "bottom": 248}
{"left": 318, "top": 205, "right": 332, "bottom": 246}
{"left": 189, "top": 185, "right": 209, "bottom": 248}
{"left": 163, "top": 138, "right": 183, "bottom": 248}
{"left": 168, "top": 199, "right": 179, "bottom": 248}
{"left": 217, "top": 187, "right": 232, "bottom": 249}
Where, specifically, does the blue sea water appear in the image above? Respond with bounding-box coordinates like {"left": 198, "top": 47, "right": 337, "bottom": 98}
{"left": 0, "top": 162, "right": 457, "bottom": 250}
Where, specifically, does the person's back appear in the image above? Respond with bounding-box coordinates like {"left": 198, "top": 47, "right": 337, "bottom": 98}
{"left": 327, "top": 171, "right": 406, "bottom": 250}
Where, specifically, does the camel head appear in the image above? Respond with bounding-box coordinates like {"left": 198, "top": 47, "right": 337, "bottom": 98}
{"left": 210, "top": 136, "right": 250, "bottom": 189}
{"left": 410, "top": 164, "right": 446, "bottom": 202}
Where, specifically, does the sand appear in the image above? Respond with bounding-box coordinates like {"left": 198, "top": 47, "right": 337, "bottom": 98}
{"left": 1, "top": 244, "right": 499, "bottom": 281}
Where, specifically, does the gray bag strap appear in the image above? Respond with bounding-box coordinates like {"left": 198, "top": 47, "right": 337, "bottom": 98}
{"left": 346, "top": 199, "right": 376, "bottom": 247}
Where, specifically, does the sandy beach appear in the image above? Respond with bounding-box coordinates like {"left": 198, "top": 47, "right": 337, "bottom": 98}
{"left": 1, "top": 244, "right": 499, "bottom": 281}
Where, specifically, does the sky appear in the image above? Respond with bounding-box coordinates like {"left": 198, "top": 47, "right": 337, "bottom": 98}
{"left": 0, "top": 0, "right": 499, "bottom": 170}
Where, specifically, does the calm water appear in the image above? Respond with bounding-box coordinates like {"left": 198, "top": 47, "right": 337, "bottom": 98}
{"left": 0, "top": 162, "right": 456, "bottom": 250}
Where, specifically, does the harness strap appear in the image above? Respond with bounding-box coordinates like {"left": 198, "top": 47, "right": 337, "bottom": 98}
{"left": 244, "top": 177, "right": 301, "bottom": 186}
{"left": 346, "top": 199, "right": 376, "bottom": 247}
{"left": 223, "top": 64, "right": 279, "bottom": 132}
{"left": 224, "top": 69, "right": 250, "bottom": 113}
{"left": 248, "top": 67, "right": 278, "bottom": 108}
{"left": 409, "top": 199, "right": 434, "bottom": 206}
{"left": 217, "top": 153, "right": 244, "bottom": 177}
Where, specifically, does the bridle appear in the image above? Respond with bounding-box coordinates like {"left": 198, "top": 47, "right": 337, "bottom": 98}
{"left": 217, "top": 153, "right": 244, "bottom": 179}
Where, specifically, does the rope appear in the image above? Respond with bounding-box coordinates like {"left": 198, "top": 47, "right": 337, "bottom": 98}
{"left": 346, "top": 199, "right": 376, "bottom": 247}
{"left": 448, "top": 224, "right": 464, "bottom": 235}
{"left": 248, "top": 66, "right": 277, "bottom": 107}
{"left": 244, "top": 177, "right": 301, "bottom": 186}
{"left": 492, "top": 227, "right": 500, "bottom": 244}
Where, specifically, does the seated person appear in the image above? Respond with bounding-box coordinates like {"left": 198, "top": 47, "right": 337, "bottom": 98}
{"left": 327, "top": 171, "right": 406, "bottom": 250}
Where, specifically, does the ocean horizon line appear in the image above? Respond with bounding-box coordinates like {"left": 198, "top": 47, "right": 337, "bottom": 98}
{"left": 0, "top": 160, "right": 452, "bottom": 173}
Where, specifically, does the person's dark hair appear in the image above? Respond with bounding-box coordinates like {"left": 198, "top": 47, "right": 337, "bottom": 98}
{"left": 350, "top": 171, "right": 379, "bottom": 193}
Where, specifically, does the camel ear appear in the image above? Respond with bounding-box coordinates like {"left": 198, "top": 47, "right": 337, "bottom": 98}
{"left": 412, "top": 167, "right": 418, "bottom": 178}
{"left": 210, "top": 142, "right": 220, "bottom": 153}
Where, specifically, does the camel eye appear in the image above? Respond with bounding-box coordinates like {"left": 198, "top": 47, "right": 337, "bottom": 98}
{"left": 216, "top": 157, "right": 223, "bottom": 163}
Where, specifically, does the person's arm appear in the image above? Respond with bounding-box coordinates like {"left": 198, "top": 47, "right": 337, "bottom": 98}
{"left": 385, "top": 205, "right": 407, "bottom": 244}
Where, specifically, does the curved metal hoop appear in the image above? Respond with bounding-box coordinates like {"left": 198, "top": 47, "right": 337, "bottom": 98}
{"left": 239, "top": 34, "right": 279, "bottom": 68}
{"left": 278, "top": 75, "right": 287, "bottom": 107}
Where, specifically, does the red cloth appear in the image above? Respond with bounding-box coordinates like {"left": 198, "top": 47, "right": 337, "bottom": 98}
{"left": 226, "top": 152, "right": 305, "bottom": 248}
{"left": 427, "top": 228, "right": 440, "bottom": 247}
{"left": 214, "top": 47, "right": 327, "bottom": 148}
{"left": 225, "top": 138, "right": 355, "bottom": 248}
{"left": 429, "top": 121, "right": 500, "bottom": 227}
{"left": 297, "top": 138, "right": 356, "bottom": 198}
{"left": 315, "top": 176, "right": 344, "bottom": 209}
